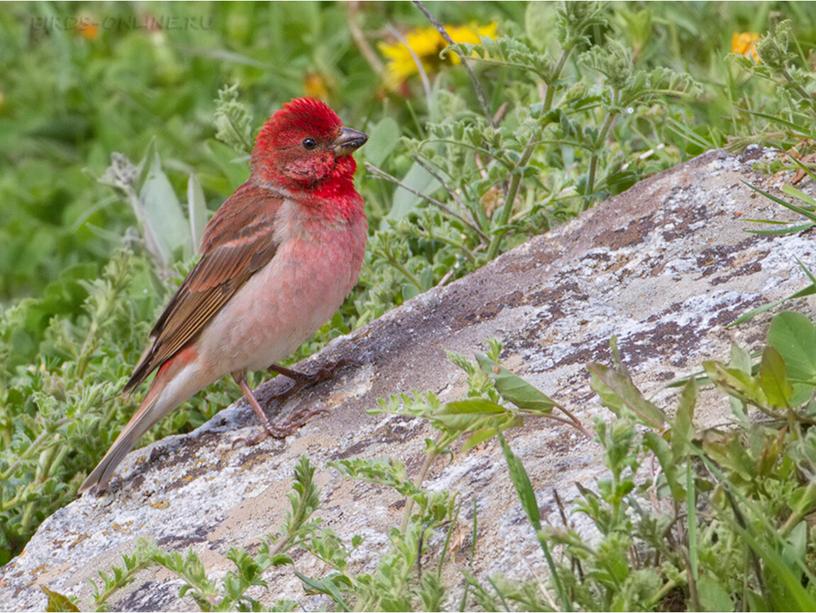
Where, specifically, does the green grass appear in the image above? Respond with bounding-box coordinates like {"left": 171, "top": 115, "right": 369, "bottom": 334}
{"left": 4, "top": 2, "right": 816, "bottom": 605}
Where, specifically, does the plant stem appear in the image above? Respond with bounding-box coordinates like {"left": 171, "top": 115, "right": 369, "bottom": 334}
{"left": 781, "top": 67, "right": 816, "bottom": 114}
{"left": 647, "top": 579, "right": 679, "bottom": 609}
{"left": 365, "top": 162, "right": 488, "bottom": 240}
{"left": 387, "top": 24, "right": 432, "bottom": 106}
{"left": 481, "top": 47, "right": 572, "bottom": 261}
{"left": 412, "top": 0, "right": 494, "bottom": 126}
{"left": 401, "top": 434, "right": 446, "bottom": 531}
{"left": 346, "top": 1, "right": 385, "bottom": 79}
{"left": 584, "top": 106, "right": 619, "bottom": 209}
{"left": 685, "top": 462, "right": 701, "bottom": 611}
{"left": 388, "top": 254, "right": 424, "bottom": 291}
{"left": 412, "top": 154, "right": 487, "bottom": 241}
{"left": 485, "top": 135, "right": 538, "bottom": 260}
{"left": 543, "top": 49, "right": 571, "bottom": 113}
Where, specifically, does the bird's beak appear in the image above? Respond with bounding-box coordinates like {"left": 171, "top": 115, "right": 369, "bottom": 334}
{"left": 333, "top": 127, "right": 368, "bottom": 156}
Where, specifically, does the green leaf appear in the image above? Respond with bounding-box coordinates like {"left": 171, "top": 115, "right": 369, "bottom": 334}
{"left": 138, "top": 143, "right": 192, "bottom": 261}
{"left": 385, "top": 161, "right": 441, "bottom": 222}
{"left": 643, "top": 431, "right": 683, "bottom": 500}
{"left": 440, "top": 399, "right": 507, "bottom": 416}
{"left": 203, "top": 139, "right": 251, "bottom": 188}
{"left": 702, "top": 360, "right": 764, "bottom": 406}
{"left": 295, "top": 572, "right": 351, "bottom": 611}
{"left": 697, "top": 575, "right": 734, "bottom": 612}
{"left": 435, "top": 399, "right": 512, "bottom": 432}
{"left": 757, "top": 346, "right": 793, "bottom": 408}
{"left": 186, "top": 172, "right": 208, "bottom": 251}
{"left": 213, "top": 82, "right": 254, "bottom": 155}
{"left": 588, "top": 363, "right": 666, "bottom": 429}
{"left": 783, "top": 521, "right": 808, "bottom": 568}
{"left": 671, "top": 379, "right": 696, "bottom": 461}
{"left": 732, "top": 521, "right": 816, "bottom": 610}
{"left": 364, "top": 117, "right": 400, "bottom": 167}
{"left": 782, "top": 184, "right": 816, "bottom": 208}
{"left": 743, "top": 180, "right": 816, "bottom": 223}
{"left": 269, "top": 553, "right": 293, "bottom": 566}
{"left": 790, "top": 481, "right": 816, "bottom": 518}
{"left": 500, "top": 431, "right": 571, "bottom": 611}
{"left": 462, "top": 427, "right": 499, "bottom": 451}
{"left": 498, "top": 433, "right": 540, "bottom": 529}
{"left": 747, "top": 221, "right": 815, "bottom": 236}
{"left": 730, "top": 343, "right": 752, "bottom": 374}
{"left": 41, "top": 587, "right": 79, "bottom": 612}
{"left": 729, "top": 284, "right": 816, "bottom": 328}
{"left": 768, "top": 311, "right": 816, "bottom": 384}
{"left": 476, "top": 354, "right": 556, "bottom": 413}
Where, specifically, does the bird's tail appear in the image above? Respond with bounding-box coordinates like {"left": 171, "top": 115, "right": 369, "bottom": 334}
{"left": 79, "top": 350, "right": 203, "bottom": 495}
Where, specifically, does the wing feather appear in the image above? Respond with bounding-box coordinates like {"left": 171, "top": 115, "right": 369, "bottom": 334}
{"left": 125, "top": 183, "right": 284, "bottom": 392}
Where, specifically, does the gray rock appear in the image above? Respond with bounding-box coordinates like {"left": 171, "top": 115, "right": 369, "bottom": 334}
{"left": 1, "top": 149, "right": 814, "bottom": 610}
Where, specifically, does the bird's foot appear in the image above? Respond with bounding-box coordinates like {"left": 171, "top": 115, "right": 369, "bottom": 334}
{"left": 231, "top": 421, "right": 290, "bottom": 449}
{"left": 232, "top": 371, "right": 294, "bottom": 448}
{"left": 267, "top": 358, "right": 351, "bottom": 388}
{"left": 230, "top": 361, "right": 347, "bottom": 449}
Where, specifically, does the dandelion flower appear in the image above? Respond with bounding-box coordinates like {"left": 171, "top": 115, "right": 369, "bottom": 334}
{"left": 379, "top": 22, "right": 498, "bottom": 90}
{"left": 731, "top": 32, "right": 761, "bottom": 62}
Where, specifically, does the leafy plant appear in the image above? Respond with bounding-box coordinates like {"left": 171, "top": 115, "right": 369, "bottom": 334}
{"left": 89, "top": 311, "right": 816, "bottom": 611}
{"left": 89, "top": 457, "right": 319, "bottom": 612}
{"left": 728, "top": 157, "right": 816, "bottom": 326}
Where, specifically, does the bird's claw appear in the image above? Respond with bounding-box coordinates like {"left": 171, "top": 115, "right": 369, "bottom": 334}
{"left": 231, "top": 423, "right": 288, "bottom": 449}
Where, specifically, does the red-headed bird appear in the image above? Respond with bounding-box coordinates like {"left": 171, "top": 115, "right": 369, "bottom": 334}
{"left": 80, "top": 98, "right": 368, "bottom": 495}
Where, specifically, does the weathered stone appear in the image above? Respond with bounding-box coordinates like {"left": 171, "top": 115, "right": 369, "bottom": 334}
{"left": 1, "top": 149, "right": 814, "bottom": 610}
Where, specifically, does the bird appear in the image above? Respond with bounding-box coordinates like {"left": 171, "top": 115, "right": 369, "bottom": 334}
{"left": 79, "top": 97, "right": 368, "bottom": 495}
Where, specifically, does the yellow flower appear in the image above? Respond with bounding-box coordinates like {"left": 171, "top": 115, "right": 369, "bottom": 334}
{"left": 76, "top": 16, "right": 99, "bottom": 40}
{"left": 378, "top": 22, "right": 498, "bottom": 90}
{"left": 304, "top": 72, "right": 330, "bottom": 100}
{"left": 731, "top": 32, "right": 761, "bottom": 62}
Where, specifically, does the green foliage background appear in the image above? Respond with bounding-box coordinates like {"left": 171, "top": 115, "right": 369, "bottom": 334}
{"left": 2, "top": 0, "right": 816, "bottom": 586}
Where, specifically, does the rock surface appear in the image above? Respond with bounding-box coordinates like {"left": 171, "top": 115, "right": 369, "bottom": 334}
{"left": 2, "top": 149, "right": 815, "bottom": 610}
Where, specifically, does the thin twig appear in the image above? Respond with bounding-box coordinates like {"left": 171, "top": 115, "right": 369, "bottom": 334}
{"left": 386, "top": 24, "right": 432, "bottom": 105}
{"left": 485, "top": 134, "right": 538, "bottom": 260}
{"left": 435, "top": 268, "right": 455, "bottom": 288}
{"left": 492, "top": 101, "right": 509, "bottom": 125}
{"left": 543, "top": 49, "right": 570, "bottom": 113}
{"left": 411, "top": 154, "right": 487, "bottom": 239}
{"left": 365, "top": 162, "right": 488, "bottom": 239}
{"left": 346, "top": 1, "right": 385, "bottom": 79}
{"left": 401, "top": 442, "right": 441, "bottom": 531}
{"left": 552, "top": 403, "right": 592, "bottom": 439}
{"left": 553, "top": 488, "right": 584, "bottom": 582}
{"left": 544, "top": 413, "right": 590, "bottom": 435}
{"left": 411, "top": 0, "right": 494, "bottom": 126}
{"left": 584, "top": 103, "right": 619, "bottom": 208}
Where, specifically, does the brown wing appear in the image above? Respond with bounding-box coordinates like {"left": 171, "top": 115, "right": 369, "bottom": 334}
{"left": 124, "top": 182, "right": 285, "bottom": 392}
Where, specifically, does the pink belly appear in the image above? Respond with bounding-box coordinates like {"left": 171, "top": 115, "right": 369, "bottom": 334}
{"left": 196, "top": 222, "right": 365, "bottom": 377}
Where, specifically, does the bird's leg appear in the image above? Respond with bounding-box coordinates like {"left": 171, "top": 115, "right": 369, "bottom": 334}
{"left": 232, "top": 371, "right": 289, "bottom": 446}
{"left": 266, "top": 363, "right": 311, "bottom": 382}
{"left": 266, "top": 358, "right": 349, "bottom": 397}
{"left": 233, "top": 361, "right": 349, "bottom": 447}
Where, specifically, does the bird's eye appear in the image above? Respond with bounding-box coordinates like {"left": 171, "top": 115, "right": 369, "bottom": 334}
{"left": 302, "top": 137, "right": 317, "bottom": 150}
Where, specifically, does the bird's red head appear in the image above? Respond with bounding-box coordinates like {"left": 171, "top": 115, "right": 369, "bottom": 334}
{"left": 251, "top": 98, "right": 367, "bottom": 194}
